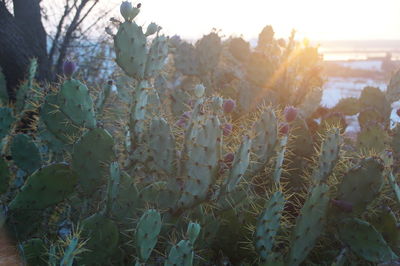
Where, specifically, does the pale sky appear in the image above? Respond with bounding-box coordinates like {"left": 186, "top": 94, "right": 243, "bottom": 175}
{"left": 109, "top": 0, "right": 400, "bottom": 41}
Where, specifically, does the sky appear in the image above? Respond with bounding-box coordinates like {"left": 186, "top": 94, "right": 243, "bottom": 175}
{"left": 108, "top": 0, "right": 400, "bottom": 41}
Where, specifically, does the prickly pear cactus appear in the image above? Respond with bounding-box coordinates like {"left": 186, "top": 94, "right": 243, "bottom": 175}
{"left": 0, "top": 107, "right": 14, "bottom": 140}
{"left": 248, "top": 108, "right": 278, "bottom": 176}
{"left": 144, "top": 35, "right": 169, "bottom": 79}
{"left": 338, "top": 218, "right": 398, "bottom": 263}
{"left": 254, "top": 191, "right": 285, "bottom": 263}
{"left": 222, "top": 135, "right": 251, "bottom": 194}
{"left": 386, "top": 68, "right": 400, "bottom": 103}
{"left": 312, "top": 128, "right": 340, "bottom": 183}
{"left": 136, "top": 209, "right": 162, "bottom": 264}
{"left": 79, "top": 213, "right": 119, "bottom": 264}
{"left": 336, "top": 157, "right": 384, "bottom": 215}
{"left": 72, "top": 128, "right": 114, "bottom": 194}
{"left": 356, "top": 122, "right": 388, "bottom": 152}
{"left": 58, "top": 79, "right": 96, "bottom": 128}
{"left": 114, "top": 21, "right": 147, "bottom": 80}
{"left": 195, "top": 32, "right": 222, "bottom": 76}
{"left": 287, "top": 184, "right": 330, "bottom": 266}
{"left": 177, "top": 115, "right": 222, "bottom": 209}
{"left": 332, "top": 97, "right": 360, "bottom": 116}
{"left": 174, "top": 42, "right": 199, "bottom": 76}
{"left": 10, "top": 134, "right": 41, "bottom": 174}
{"left": 9, "top": 163, "right": 77, "bottom": 210}
{"left": 149, "top": 117, "right": 176, "bottom": 175}
{"left": 165, "top": 222, "right": 201, "bottom": 266}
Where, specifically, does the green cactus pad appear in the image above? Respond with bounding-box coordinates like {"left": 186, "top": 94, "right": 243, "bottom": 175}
{"left": 105, "top": 162, "right": 121, "bottom": 215}
{"left": 359, "top": 86, "right": 391, "bottom": 119}
{"left": 195, "top": 32, "right": 222, "bottom": 76}
{"left": 255, "top": 191, "right": 285, "bottom": 262}
{"left": 358, "top": 107, "right": 386, "bottom": 130}
{"left": 177, "top": 116, "right": 222, "bottom": 209}
{"left": 114, "top": 21, "right": 147, "bottom": 80}
{"left": 9, "top": 163, "right": 77, "bottom": 210}
{"left": 10, "top": 134, "right": 41, "bottom": 174}
{"left": 273, "top": 135, "right": 288, "bottom": 185}
{"left": 247, "top": 51, "right": 276, "bottom": 87}
{"left": 0, "top": 107, "right": 14, "bottom": 140}
{"left": 332, "top": 97, "right": 360, "bottom": 116}
{"left": 248, "top": 108, "right": 278, "bottom": 176}
{"left": 187, "top": 222, "right": 201, "bottom": 244}
{"left": 109, "top": 171, "right": 140, "bottom": 223}
{"left": 223, "top": 135, "right": 252, "bottom": 193}
{"left": 0, "top": 157, "right": 10, "bottom": 194}
{"left": 149, "top": 117, "right": 176, "bottom": 175}
{"left": 72, "top": 128, "right": 114, "bottom": 194}
{"left": 289, "top": 117, "right": 314, "bottom": 157}
{"left": 165, "top": 240, "right": 194, "bottom": 266}
{"left": 144, "top": 35, "right": 168, "bottom": 79}
{"left": 337, "top": 157, "right": 384, "bottom": 215}
{"left": 58, "top": 79, "right": 96, "bottom": 128}
{"left": 136, "top": 209, "right": 162, "bottom": 263}
{"left": 312, "top": 128, "right": 340, "bottom": 183}
{"left": 338, "top": 218, "right": 398, "bottom": 263}
{"left": 79, "top": 213, "right": 119, "bottom": 264}
{"left": 174, "top": 42, "right": 199, "bottom": 76}
{"left": 41, "top": 94, "right": 81, "bottom": 144}
{"left": 288, "top": 184, "right": 330, "bottom": 266}
{"left": 21, "top": 238, "right": 47, "bottom": 266}
{"left": 370, "top": 207, "right": 400, "bottom": 248}
{"left": 356, "top": 122, "right": 388, "bottom": 152}
{"left": 298, "top": 87, "right": 323, "bottom": 118}
{"left": 229, "top": 37, "right": 250, "bottom": 62}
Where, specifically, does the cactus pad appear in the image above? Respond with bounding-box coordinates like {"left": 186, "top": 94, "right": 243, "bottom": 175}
{"left": 10, "top": 134, "right": 41, "bottom": 174}
{"left": 136, "top": 209, "right": 162, "bottom": 263}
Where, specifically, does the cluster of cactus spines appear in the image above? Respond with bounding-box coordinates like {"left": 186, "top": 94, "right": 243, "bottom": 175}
{"left": 71, "top": 128, "right": 114, "bottom": 194}
{"left": 20, "top": 238, "right": 47, "bottom": 265}
{"left": 338, "top": 218, "right": 398, "bottom": 263}
{"left": 254, "top": 191, "right": 285, "bottom": 263}
{"left": 312, "top": 128, "right": 340, "bottom": 184}
{"left": 135, "top": 209, "right": 162, "bottom": 264}
{"left": 336, "top": 157, "right": 384, "bottom": 215}
{"left": 165, "top": 222, "right": 201, "bottom": 266}
{"left": 9, "top": 163, "right": 77, "bottom": 210}
{"left": 10, "top": 134, "right": 41, "bottom": 174}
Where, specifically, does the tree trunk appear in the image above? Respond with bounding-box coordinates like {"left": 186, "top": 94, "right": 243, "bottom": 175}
{"left": 0, "top": 1, "right": 49, "bottom": 100}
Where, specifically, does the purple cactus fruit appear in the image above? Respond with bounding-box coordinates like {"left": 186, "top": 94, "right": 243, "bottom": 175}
{"left": 222, "top": 123, "right": 233, "bottom": 136}
{"left": 176, "top": 118, "right": 186, "bottom": 128}
{"left": 284, "top": 106, "right": 298, "bottom": 122}
{"left": 223, "top": 99, "right": 236, "bottom": 113}
{"left": 63, "top": 60, "right": 76, "bottom": 77}
{"left": 176, "top": 111, "right": 191, "bottom": 128}
{"left": 331, "top": 199, "right": 353, "bottom": 213}
{"left": 397, "top": 108, "right": 400, "bottom": 117}
{"left": 224, "top": 152, "right": 235, "bottom": 166}
{"left": 279, "top": 122, "right": 289, "bottom": 135}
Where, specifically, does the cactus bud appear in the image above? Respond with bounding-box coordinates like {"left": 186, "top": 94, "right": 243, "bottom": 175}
{"left": 145, "top": 22, "right": 159, "bottom": 36}
{"left": 224, "top": 153, "right": 235, "bottom": 166}
{"left": 63, "top": 60, "right": 76, "bottom": 78}
{"left": 120, "top": 1, "right": 133, "bottom": 21}
{"left": 193, "top": 84, "right": 205, "bottom": 98}
{"left": 222, "top": 123, "right": 233, "bottom": 136}
{"left": 223, "top": 99, "right": 236, "bottom": 113}
{"left": 186, "top": 222, "right": 201, "bottom": 244}
{"left": 284, "top": 106, "right": 298, "bottom": 122}
{"left": 279, "top": 122, "right": 289, "bottom": 135}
